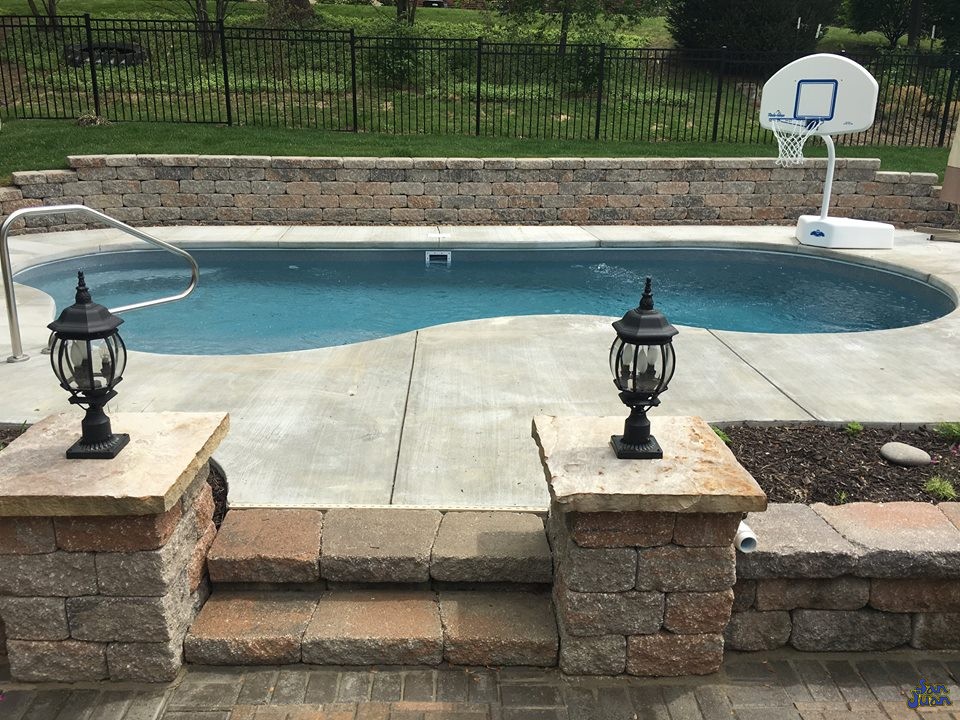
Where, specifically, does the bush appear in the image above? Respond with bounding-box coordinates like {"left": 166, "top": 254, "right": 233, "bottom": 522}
{"left": 667, "top": 0, "right": 838, "bottom": 53}
{"left": 265, "top": 0, "right": 315, "bottom": 27}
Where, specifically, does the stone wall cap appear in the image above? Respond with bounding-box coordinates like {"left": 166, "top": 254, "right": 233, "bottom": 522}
{"left": 0, "top": 412, "right": 229, "bottom": 516}
{"left": 534, "top": 415, "right": 766, "bottom": 513}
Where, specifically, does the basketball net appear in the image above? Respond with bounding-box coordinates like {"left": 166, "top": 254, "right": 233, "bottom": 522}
{"left": 771, "top": 118, "right": 824, "bottom": 167}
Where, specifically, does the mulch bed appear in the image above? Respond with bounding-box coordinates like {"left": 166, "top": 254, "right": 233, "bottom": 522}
{"left": 724, "top": 424, "right": 960, "bottom": 505}
{"left": 2, "top": 423, "right": 958, "bottom": 508}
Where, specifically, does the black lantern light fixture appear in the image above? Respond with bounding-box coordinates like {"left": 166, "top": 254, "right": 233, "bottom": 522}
{"left": 609, "top": 277, "right": 678, "bottom": 459}
{"left": 48, "top": 271, "right": 129, "bottom": 459}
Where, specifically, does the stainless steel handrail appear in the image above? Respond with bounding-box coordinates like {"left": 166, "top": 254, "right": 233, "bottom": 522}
{"left": 1, "top": 205, "right": 199, "bottom": 363}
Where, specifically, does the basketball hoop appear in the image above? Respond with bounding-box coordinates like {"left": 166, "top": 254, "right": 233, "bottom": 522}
{"left": 771, "top": 118, "right": 823, "bottom": 167}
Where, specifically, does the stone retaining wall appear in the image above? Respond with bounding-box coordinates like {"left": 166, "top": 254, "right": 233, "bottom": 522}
{"left": 1, "top": 155, "right": 957, "bottom": 232}
{"left": 727, "top": 502, "right": 960, "bottom": 653}
{"left": 0, "top": 463, "right": 215, "bottom": 681}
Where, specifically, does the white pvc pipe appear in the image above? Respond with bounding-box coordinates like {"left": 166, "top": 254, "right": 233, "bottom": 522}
{"left": 735, "top": 521, "right": 758, "bottom": 553}
{"left": 820, "top": 133, "right": 836, "bottom": 221}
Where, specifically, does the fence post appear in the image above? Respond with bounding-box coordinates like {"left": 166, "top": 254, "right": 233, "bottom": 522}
{"left": 83, "top": 14, "right": 101, "bottom": 118}
{"left": 711, "top": 45, "right": 727, "bottom": 143}
{"left": 218, "top": 21, "right": 232, "bottom": 126}
{"left": 475, "top": 37, "right": 483, "bottom": 136}
{"left": 938, "top": 56, "right": 958, "bottom": 148}
{"left": 350, "top": 30, "right": 359, "bottom": 132}
{"left": 594, "top": 43, "right": 606, "bottom": 141}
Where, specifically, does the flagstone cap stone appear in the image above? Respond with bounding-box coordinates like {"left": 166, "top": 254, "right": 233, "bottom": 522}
{"left": 736, "top": 503, "right": 859, "bottom": 579}
{"left": 533, "top": 415, "right": 766, "bottom": 514}
{"left": 813, "top": 502, "right": 960, "bottom": 578}
{"left": 0, "top": 412, "right": 229, "bottom": 516}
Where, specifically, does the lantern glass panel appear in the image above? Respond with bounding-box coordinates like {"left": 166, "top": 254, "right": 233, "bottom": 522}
{"left": 61, "top": 336, "right": 124, "bottom": 392}
{"left": 610, "top": 339, "right": 677, "bottom": 397}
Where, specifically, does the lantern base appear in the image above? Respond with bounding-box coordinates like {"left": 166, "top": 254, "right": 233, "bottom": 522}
{"left": 66, "top": 432, "right": 129, "bottom": 459}
{"left": 611, "top": 433, "right": 663, "bottom": 460}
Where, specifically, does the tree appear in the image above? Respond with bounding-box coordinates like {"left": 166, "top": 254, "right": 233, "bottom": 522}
{"left": 927, "top": 0, "right": 959, "bottom": 52}
{"left": 265, "top": 0, "right": 316, "bottom": 27}
{"left": 847, "top": 0, "right": 912, "bottom": 48}
{"left": 499, "top": 0, "right": 659, "bottom": 54}
{"left": 163, "top": 0, "right": 241, "bottom": 56}
{"left": 25, "top": 0, "right": 58, "bottom": 28}
{"left": 668, "top": 0, "right": 837, "bottom": 54}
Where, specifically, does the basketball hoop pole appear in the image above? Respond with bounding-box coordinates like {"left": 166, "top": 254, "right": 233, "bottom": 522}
{"left": 820, "top": 133, "right": 836, "bottom": 220}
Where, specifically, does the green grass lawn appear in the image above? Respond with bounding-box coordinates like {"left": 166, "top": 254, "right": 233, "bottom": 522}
{"left": 0, "top": 118, "right": 949, "bottom": 184}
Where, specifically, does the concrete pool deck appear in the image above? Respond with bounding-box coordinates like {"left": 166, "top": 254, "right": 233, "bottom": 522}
{"left": 2, "top": 224, "right": 959, "bottom": 509}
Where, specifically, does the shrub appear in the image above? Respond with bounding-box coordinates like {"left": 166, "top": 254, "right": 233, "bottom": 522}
{"left": 935, "top": 421, "right": 960, "bottom": 443}
{"left": 265, "top": 0, "right": 315, "bottom": 27}
{"left": 666, "top": 0, "right": 838, "bottom": 53}
{"left": 844, "top": 421, "right": 864, "bottom": 436}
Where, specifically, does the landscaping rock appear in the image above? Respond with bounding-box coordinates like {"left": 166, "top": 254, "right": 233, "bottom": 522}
{"left": 663, "top": 590, "right": 734, "bottom": 634}
{"left": 439, "top": 591, "right": 558, "bottom": 667}
{"left": 0, "top": 597, "right": 68, "bottom": 640}
{"left": 302, "top": 590, "right": 442, "bottom": 665}
{"left": 207, "top": 508, "right": 322, "bottom": 583}
{"left": 7, "top": 639, "right": 108, "bottom": 682}
{"left": 635, "top": 545, "right": 736, "bottom": 592}
{"left": 566, "top": 511, "right": 674, "bottom": 548}
{"left": 755, "top": 577, "right": 869, "bottom": 611}
{"left": 626, "top": 632, "right": 723, "bottom": 676}
{"left": 555, "top": 581, "right": 662, "bottom": 636}
{"left": 790, "top": 609, "right": 911, "bottom": 651}
{"left": 736, "top": 504, "right": 859, "bottom": 579}
{"left": 555, "top": 539, "right": 636, "bottom": 593}
{"left": 184, "top": 591, "right": 318, "bottom": 665}
{"left": 559, "top": 632, "right": 626, "bottom": 675}
{"left": 723, "top": 610, "right": 792, "bottom": 651}
{"left": 322, "top": 509, "right": 441, "bottom": 583}
{"left": 430, "top": 512, "right": 551, "bottom": 583}
{"left": 880, "top": 441, "right": 931, "bottom": 467}
{"left": 813, "top": 502, "right": 960, "bottom": 577}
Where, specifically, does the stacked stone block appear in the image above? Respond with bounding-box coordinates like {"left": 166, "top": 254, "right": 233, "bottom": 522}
{"left": 726, "top": 502, "right": 960, "bottom": 653}
{"left": 0, "top": 462, "right": 217, "bottom": 681}
{"left": 550, "top": 508, "right": 740, "bottom": 676}
{"left": 1, "top": 155, "right": 956, "bottom": 233}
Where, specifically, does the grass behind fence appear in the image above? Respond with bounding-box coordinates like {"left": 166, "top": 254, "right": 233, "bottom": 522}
{"left": 0, "top": 119, "right": 949, "bottom": 186}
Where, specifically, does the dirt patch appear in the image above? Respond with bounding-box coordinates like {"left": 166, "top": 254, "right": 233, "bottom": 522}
{"left": 724, "top": 424, "right": 960, "bottom": 505}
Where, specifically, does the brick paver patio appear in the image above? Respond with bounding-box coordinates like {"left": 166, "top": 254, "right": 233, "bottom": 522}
{"left": 4, "top": 649, "right": 960, "bottom": 719}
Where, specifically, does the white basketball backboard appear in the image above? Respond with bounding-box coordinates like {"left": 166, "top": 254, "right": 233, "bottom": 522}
{"left": 759, "top": 54, "right": 878, "bottom": 135}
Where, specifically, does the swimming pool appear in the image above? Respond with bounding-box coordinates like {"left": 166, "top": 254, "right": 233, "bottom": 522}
{"left": 16, "top": 247, "right": 955, "bottom": 355}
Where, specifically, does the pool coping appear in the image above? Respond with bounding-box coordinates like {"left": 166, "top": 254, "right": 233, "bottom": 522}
{"left": 3, "top": 223, "right": 960, "bottom": 510}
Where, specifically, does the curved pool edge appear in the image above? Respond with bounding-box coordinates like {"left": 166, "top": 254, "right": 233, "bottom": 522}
{"left": 6, "top": 223, "right": 960, "bottom": 359}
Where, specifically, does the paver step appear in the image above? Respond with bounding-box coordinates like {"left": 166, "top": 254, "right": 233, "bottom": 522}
{"left": 207, "top": 508, "right": 552, "bottom": 586}
{"left": 184, "top": 588, "right": 559, "bottom": 667}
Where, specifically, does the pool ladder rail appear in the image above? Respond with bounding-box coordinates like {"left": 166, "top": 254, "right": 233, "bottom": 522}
{"left": 1, "top": 204, "right": 200, "bottom": 363}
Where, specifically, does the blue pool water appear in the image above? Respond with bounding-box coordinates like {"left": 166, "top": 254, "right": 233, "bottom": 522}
{"left": 16, "top": 247, "right": 955, "bottom": 355}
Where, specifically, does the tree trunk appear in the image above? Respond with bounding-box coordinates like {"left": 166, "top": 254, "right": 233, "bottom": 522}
{"left": 558, "top": 0, "right": 571, "bottom": 55}
{"left": 907, "top": 0, "right": 923, "bottom": 48}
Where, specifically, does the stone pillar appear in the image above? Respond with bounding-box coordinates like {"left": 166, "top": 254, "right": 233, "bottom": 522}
{"left": 534, "top": 415, "right": 766, "bottom": 677}
{"left": 0, "top": 412, "right": 228, "bottom": 682}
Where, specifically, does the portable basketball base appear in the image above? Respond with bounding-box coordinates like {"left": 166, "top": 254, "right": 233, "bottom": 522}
{"left": 760, "top": 54, "right": 894, "bottom": 250}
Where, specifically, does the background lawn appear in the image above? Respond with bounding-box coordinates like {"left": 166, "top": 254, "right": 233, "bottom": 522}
{"left": 0, "top": 118, "right": 949, "bottom": 185}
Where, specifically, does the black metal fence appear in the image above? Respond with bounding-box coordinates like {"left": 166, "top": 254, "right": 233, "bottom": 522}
{"left": 1, "top": 14, "right": 958, "bottom": 146}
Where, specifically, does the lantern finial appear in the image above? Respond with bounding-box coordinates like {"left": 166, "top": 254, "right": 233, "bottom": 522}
{"left": 75, "top": 271, "right": 92, "bottom": 305}
{"left": 639, "top": 277, "right": 654, "bottom": 311}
